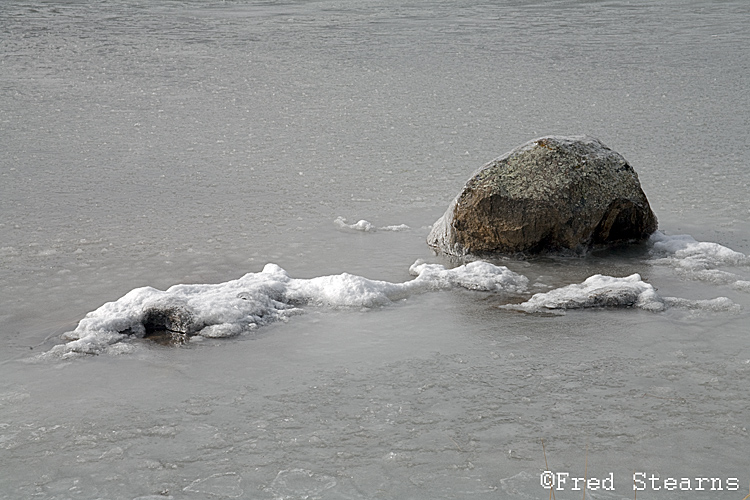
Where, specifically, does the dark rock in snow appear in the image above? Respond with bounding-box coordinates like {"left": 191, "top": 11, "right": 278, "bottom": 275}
{"left": 428, "top": 136, "right": 658, "bottom": 256}
{"left": 142, "top": 305, "right": 198, "bottom": 336}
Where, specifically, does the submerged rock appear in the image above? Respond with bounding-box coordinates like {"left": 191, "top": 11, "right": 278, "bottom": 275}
{"left": 142, "top": 305, "right": 199, "bottom": 342}
{"left": 142, "top": 305, "right": 196, "bottom": 333}
{"left": 428, "top": 136, "right": 658, "bottom": 256}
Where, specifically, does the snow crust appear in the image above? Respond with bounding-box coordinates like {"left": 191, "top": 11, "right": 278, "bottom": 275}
{"left": 502, "top": 230, "right": 748, "bottom": 314}
{"left": 649, "top": 231, "right": 750, "bottom": 287}
{"left": 503, "top": 274, "right": 666, "bottom": 313}
{"left": 504, "top": 273, "right": 740, "bottom": 314}
{"left": 650, "top": 231, "right": 748, "bottom": 268}
{"left": 49, "top": 260, "right": 527, "bottom": 358}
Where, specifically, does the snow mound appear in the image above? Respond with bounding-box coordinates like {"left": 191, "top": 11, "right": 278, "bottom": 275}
{"left": 46, "top": 260, "right": 528, "bottom": 358}
{"left": 649, "top": 231, "right": 750, "bottom": 289}
{"left": 502, "top": 273, "right": 739, "bottom": 315}
{"left": 649, "top": 231, "right": 748, "bottom": 267}
{"left": 502, "top": 274, "right": 665, "bottom": 313}
{"left": 408, "top": 259, "right": 528, "bottom": 293}
{"left": 334, "top": 217, "right": 410, "bottom": 232}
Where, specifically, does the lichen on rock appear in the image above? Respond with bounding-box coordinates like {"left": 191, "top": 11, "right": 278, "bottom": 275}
{"left": 428, "top": 135, "right": 658, "bottom": 256}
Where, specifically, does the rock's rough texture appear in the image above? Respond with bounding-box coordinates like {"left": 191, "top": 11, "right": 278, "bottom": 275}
{"left": 428, "top": 136, "right": 658, "bottom": 256}
{"left": 142, "top": 305, "right": 198, "bottom": 336}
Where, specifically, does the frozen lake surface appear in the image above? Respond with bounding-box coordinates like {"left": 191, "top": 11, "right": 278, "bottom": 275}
{"left": 2, "top": 0, "right": 750, "bottom": 498}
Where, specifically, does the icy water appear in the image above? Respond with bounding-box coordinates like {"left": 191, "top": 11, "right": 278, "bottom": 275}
{"left": 2, "top": 0, "right": 750, "bottom": 498}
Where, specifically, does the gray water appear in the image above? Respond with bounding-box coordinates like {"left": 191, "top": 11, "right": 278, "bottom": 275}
{"left": 2, "top": 0, "right": 750, "bottom": 498}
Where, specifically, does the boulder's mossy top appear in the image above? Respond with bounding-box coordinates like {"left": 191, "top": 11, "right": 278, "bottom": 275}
{"left": 428, "top": 136, "right": 658, "bottom": 256}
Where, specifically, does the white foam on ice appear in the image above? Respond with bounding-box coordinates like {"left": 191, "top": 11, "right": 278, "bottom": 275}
{"left": 44, "top": 260, "right": 528, "bottom": 358}
{"left": 408, "top": 259, "right": 528, "bottom": 293}
{"left": 649, "top": 231, "right": 749, "bottom": 268}
{"left": 649, "top": 231, "right": 750, "bottom": 289}
{"left": 502, "top": 274, "right": 666, "bottom": 313}
{"left": 380, "top": 224, "right": 411, "bottom": 232}
{"left": 334, "top": 216, "right": 376, "bottom": 232}
{"left": 334, "top": 217, "right": 410, "bottom": 232}
{"left": 502, "top": 273, "right": 739, "bottom": 314}
{"left": 649, "top": 231, "right": 748, "bottom": 267}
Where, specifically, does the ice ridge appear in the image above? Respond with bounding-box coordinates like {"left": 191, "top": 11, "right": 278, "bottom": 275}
{"left": 48, "top": 260, "right": 528, "bottom": 358}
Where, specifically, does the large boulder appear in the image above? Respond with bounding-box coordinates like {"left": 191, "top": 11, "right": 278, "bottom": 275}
{"left": 428, "top": 136, "right": 658, "bottom": 256}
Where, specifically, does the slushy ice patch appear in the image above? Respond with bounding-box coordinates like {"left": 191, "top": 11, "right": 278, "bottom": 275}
{"left": 502, "top": 274, "right": 666, "bottom": 313}
{"left": 649, "top": 232, "right": 748, "bottom": 267}
{"left": 649, "top": 231, "right": 750, "bottom": 287}
{"left": 502, "top": 231, "right": 748, "bottom": 314}
{"left": 502, "top": 274, "right": 740, "bottom": 314}
{"left": 334, "top": 216, "right": 410, "bottom": 232}
{"left": 42, "top": 232, "right": 747, "bottom": 358}
{"left": 47, "top": 261, "right": 528, "bottom": 358}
